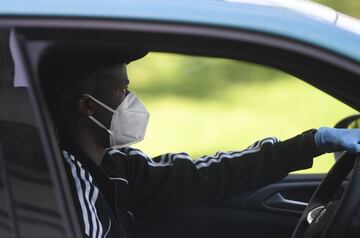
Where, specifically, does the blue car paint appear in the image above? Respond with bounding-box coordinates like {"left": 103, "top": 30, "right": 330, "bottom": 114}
{"left": 1, "top": 0, "right": 360, "bottom": 63}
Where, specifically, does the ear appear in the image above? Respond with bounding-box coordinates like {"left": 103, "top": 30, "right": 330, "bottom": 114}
{"left": 77, "top": 96, "right": 95, "bottom": 116}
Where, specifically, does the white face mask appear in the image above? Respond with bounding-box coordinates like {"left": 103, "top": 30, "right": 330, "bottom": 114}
{"left": 83, "top": 92, "right": 150, "bottom": 149}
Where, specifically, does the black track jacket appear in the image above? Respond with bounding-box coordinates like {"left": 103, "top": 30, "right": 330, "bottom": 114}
{"left": 62, "top": 129, "right": 321, "bottom": 238}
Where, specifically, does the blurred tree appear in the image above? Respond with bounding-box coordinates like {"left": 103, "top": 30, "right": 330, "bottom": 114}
{"left": 314, "top": 0, "right": 360, "bottom": 18}
{"left": 128, "top": 54, "right": 283, "bottom": 100}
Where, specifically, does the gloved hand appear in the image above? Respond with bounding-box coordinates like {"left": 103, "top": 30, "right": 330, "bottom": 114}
{"left": 314, "top": 127, "right": 360, "bottom": 154}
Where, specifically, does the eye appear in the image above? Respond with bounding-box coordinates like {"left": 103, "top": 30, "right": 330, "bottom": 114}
{"left": 117, "top": 87, "right": 127, "bottom": 95}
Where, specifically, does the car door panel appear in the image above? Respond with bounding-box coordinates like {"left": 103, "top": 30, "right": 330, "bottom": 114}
{"left": 131, "top": 174, "right": 325, "bottom": 238}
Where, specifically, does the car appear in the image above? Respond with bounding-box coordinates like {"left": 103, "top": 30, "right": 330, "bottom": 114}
{"left": 1, "top": 0, "right": 360, "bottom": 238}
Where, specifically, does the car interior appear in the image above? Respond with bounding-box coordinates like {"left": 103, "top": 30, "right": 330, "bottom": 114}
{"left": 1, "top": 19, "right": 360, "bottom": 238}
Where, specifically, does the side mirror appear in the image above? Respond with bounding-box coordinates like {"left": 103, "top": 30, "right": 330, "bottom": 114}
{"left": 333, "top": 114, "right": 360, "bottom": 160}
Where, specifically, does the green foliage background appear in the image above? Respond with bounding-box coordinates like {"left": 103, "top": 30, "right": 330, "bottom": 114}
{"left": 127, "top": 1, "right": 359, "bottom": 174}
{"left": 314, "top": 0, "right": 360, "bottom": 18}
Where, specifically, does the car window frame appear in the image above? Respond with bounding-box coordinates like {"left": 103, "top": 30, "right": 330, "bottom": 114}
{"left": 2, "top": 29, "right": 83, "bottom": 238}
{"left": 8, "top": 18, "right": 359, "bottom": 162}
{"left": 2, "top": 17, "right": 359, "bottom": 107}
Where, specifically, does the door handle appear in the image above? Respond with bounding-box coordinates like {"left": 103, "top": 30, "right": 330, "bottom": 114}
{"left": 265, "top": 192, "right": 308, "bottom": 212}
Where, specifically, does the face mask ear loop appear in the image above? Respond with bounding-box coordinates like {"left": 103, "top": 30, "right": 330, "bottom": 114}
{"left": 83, "top": 93, "right": 117, "bottom": 114}
{"left": 83, "top": 94, "right": 116, "bottom": 135}
{"left": 88, "top": 115, "right": 114, "bottom": 135}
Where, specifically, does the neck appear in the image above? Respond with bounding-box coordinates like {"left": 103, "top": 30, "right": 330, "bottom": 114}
{"left": 60, "top": 124, "right": 106, "bottom": 166}
{"left": 76, "top": 134, "right": 106, "bottom": 166}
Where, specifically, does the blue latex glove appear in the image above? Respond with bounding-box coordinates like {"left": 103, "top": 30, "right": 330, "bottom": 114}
{"left": 314, "top": 127, "right": 360, "bottom": 154}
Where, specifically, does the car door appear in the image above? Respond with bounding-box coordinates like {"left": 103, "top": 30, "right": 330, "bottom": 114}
{"left": 131, "top": 175, "right": 325, "bottom": 238}
{"left": 0, "top": 30, "right": 81, "bottom": 238}
{"left": 3, "top": 11, "right": 360, "bottom": 238}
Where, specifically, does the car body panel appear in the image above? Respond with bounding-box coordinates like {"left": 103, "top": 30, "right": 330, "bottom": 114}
{"left": 1, "top": 0, "right": 360, "bottom": 63}
{"left": 226, "top": 0, "right": 338, "bottom": 23}
{"left": 227, "top": 0, "right": 360, "bottom": 35}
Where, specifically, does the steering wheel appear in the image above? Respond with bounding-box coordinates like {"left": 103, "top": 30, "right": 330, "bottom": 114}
{"left": 291, "top": 153, "right": 360, "bottom": 238}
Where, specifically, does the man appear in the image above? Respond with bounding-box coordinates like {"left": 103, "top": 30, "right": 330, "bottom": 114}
{"left": 40, "top": 46, "right": 360, "bottom": 238}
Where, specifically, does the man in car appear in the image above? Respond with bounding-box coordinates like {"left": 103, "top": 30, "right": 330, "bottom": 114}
{"left": 40, "top": 47, "right": 360, "bottom": 238}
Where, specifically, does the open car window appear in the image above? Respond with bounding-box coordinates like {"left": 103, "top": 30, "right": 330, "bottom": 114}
{"left": 127, "top": 52, "right": 357, "bottom": 174}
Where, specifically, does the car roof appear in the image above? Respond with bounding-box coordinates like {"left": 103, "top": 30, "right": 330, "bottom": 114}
{"left": 1, "top": 0, "right": 360, "bottom": 63}
{"left": 227, "top": 0, "right": 360, "bottom": 35}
